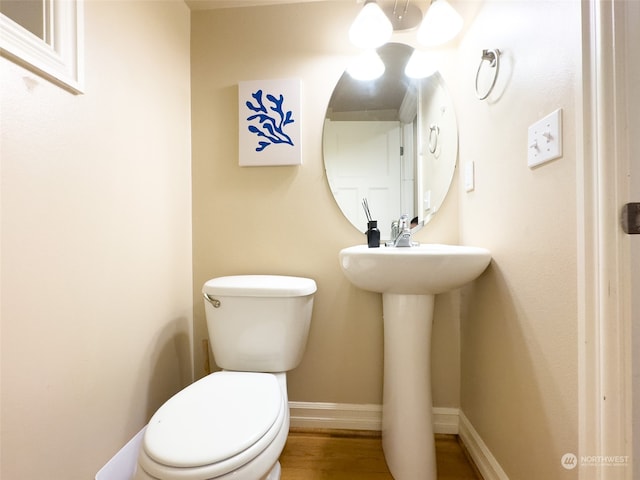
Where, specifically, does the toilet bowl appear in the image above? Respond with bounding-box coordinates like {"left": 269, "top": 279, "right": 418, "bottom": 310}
{"left": 134, "top": 372, "right": 289, "bottom": 480}
{"left": 134, "top": 275, "right": 316, "bottom": 480}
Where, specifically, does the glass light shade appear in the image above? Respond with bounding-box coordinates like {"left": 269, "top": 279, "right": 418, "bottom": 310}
{"left": 417, "top": 0, "right": 463, "bottom": 46}
{"left": 404, "top": 50, "right": 437, "bottom": 79}
{"left": 348, "top": 1, "right": 393, "bottom": 49}
{"left": 347, "top": 50, "right": 386, "bottom": 81}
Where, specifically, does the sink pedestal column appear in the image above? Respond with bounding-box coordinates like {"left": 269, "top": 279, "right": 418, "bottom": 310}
{"left": 381, "top": 293, "right": 437, "bottom": 480}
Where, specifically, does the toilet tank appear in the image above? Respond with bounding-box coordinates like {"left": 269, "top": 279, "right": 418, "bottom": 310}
{"left": 202, "top": 275, "right": 316, "bottom": 372}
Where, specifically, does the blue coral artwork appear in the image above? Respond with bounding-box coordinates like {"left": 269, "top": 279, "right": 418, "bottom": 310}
{"left": 238, "top": 78, "right": 302, "bottom": 166}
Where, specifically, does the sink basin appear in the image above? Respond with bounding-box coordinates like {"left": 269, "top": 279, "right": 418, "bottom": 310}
{"left": 339, "top": 243, "right": 491, "bottom": 295}
{"left": 338, "top": 243, "right": 491, "bottom": 480}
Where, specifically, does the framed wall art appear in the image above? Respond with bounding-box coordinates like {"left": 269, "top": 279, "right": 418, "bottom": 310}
{"left": 238, "top": 78, "right": 301, "bottom": 166}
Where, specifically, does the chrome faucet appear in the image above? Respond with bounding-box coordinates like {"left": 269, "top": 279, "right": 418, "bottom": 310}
{"left": 390, "top": 220, "right": 399, "bottom": 242}
{"left": 388, "top": 214, "right": 413, "bottom": 247}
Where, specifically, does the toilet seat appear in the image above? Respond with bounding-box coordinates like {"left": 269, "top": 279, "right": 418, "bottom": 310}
{"left": 138, "top": 371, "right": 285, "bottom": 480}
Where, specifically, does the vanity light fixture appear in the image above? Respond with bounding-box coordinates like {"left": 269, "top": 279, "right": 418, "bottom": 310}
{"left": 349, "top": 0, "right": 393, "bottom": 49}
{"left": 416, "top": 0, "right": 463, "bottom": 46}
{"left": 348, "top": 0, "right": 462, "bottom": 80}
{"left": 405, "top": 0, "right": 462, "bottom": 78}
{"left": 347, "top": 49, "right": 386, "bottom": 80}
{"left": 350, "top": 0, "right": 462, "bottom": 49}
{"left": 404, "top": 49, "right": 437, "bottom": 79}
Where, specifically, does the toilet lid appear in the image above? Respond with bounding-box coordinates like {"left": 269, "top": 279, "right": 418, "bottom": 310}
{"left": 143, "top": 372, "right": 282, "bottom": 468}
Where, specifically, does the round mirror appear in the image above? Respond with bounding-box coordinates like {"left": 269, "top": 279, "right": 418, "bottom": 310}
{"left": 323, "top": 43, "right": 458, "bottom": 241}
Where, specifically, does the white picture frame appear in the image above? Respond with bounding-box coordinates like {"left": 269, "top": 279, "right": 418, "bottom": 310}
{"left": 0, "top": 0, "right": 84, "bottom": 94}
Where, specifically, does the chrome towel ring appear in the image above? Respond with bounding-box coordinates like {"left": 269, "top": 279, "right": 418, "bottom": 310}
{"left": 428, "top": 124, "right": 440, "bottom": 154}
{"left": 475, "top": 49, "right": 501, "bottom": 100}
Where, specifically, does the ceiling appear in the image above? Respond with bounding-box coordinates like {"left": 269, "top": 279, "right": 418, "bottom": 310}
{"left": 185, "top": 0, "right": 422, "bottom": 118}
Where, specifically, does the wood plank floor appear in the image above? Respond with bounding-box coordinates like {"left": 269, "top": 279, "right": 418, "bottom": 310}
{"left": 280, "top": 429, "right": 481, "bottom": 480}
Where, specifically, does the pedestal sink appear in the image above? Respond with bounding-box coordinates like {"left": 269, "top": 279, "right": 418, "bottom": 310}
{"left": 338, "top": 244, "right": 491, "bottom": 480}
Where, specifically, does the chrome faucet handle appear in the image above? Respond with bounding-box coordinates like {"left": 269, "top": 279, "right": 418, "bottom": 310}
{"left": 398, "top": 214, "right": 410, "bottom": 231}
{"left": 390, "top": 220, "right": 399, "bottom": 240}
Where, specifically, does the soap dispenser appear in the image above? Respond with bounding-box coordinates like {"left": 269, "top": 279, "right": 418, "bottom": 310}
{"left": 367, "top": 221, "right": 380, "bottom": 248}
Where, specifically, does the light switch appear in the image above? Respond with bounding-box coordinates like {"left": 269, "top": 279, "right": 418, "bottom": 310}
{"left": 527, "top": 108, "right": 562, "bottom": 168}
{"left": 424, "top": 190, "right": 431, "bottom": 211}
{"left": 464, "top": 161, "right": 475, "bottom": 192}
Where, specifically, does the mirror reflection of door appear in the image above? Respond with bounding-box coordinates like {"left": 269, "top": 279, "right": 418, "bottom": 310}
{"left": 324, "top": 120, "right": 402, "bottom": 238}
{"left": 1, "top": 0, "right": 46, "bottom": 40}
{"left": 324, "top": 120, "right": 417, "bottom": 239}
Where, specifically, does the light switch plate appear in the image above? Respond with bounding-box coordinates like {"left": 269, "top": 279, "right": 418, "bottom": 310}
{"left": 527, "top": 108, "right": 562, "bottom": 168}
{"left": 424, "top": 190, "right": 431, "bottom": 211}
{"left": 464, "top": 161, "right": 475, "bottom": 192}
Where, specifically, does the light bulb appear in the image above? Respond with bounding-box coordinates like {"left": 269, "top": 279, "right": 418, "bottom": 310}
{"left": 349, "top": 1, "right": 393, "bottom": 49}
{"left": 417, "top": 0, "right": 463, "bottom": 46}
{"left": 347, "top": 50, "right": 386, "bottom": 81}
{"left": 404, "top": 50, "right": 437, "bottom": 79}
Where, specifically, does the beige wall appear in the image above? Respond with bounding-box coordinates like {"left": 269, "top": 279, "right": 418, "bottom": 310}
{"left": 0, "top": 1, "right": 192, "bottom": 478}
{"left": 453, "top": 1, "right": 580, "bottom": 479}
{"left": 191, "top": 1, "right": 461, "bottom": 407}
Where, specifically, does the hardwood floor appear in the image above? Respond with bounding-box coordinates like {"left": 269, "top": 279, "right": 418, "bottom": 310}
{"left": 280, "top": 429, "right": 481, "bottom": 480}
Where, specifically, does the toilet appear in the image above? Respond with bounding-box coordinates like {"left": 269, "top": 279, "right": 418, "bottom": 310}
{"left": 134, "top": 275, "right": 317, "bottom": 480}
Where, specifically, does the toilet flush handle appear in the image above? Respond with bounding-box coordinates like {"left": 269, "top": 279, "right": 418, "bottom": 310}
{"left": 203, "top": 293, "right": 221, "bottom": 308}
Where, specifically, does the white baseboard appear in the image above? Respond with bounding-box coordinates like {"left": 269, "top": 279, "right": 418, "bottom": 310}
{"left": 458, "top": 411, "right": 510, "bottom": 480}
{"left": 432, "top": 407, "right": 460, "bottom": 434}
{"left": 288, "top": 402, "right": 460, "bottom": 435}
{"left": 289, "top": 401, "right": 382, "bottom": 431}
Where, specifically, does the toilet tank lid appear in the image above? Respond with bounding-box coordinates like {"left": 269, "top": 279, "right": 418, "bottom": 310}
{"left": 203, "top": 275, "right": 317, "bottom": 297}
